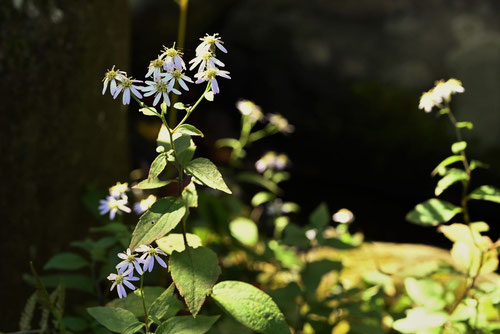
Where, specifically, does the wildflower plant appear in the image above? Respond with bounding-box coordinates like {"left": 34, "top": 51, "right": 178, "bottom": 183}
{"left": 86, "top": 35, "right": 292, "bottom": 334}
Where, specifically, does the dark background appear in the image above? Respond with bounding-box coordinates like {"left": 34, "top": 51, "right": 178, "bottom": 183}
{"left": 2, "top": 0, "right": 500, "bottom": 330}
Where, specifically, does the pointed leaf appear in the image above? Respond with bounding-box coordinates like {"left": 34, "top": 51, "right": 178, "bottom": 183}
{"left": 431, "top": 155, "right": 462, "bottom": 176}
{"left": 177, "top": 124, "right": 204, "bottom": 137}
{"left": 211, "top": 281, "right": 290, "bottom": 334}
{"left": 308, "top": 203, "right": 330, "bottom": 230}
{"left": 229, "top": 217, "right": 258, "bottom": 247}
{"left": 406, "top": 199, "right": 461, "bottom": 226}
{"left": 149, "top": 153, "right": 168, "bottom": 180}
{"left": 140, "top": 107, "right": 159, "bottom": 116}
{"left": 129, "top": 197, "right": 186, "bottom": 249}
{"left": 469, "top": 185, "right": 500, "bottom": 204}
{"left": 87, "top": 306, "right": 140, "bottom": 333}
{"left": 148, "top": 283, "right": 183, "bottom": 321}
{"left": 157, "top": 125, "right": 196, "bottom": 166}
{"left": 251, "top": 191, "right": 276, "bottom": 206}
{"left": 182, "top": 181, "right": 198, "bottom": 208}
{"left": 434, "top": 168, "right": 467, "bottom": 196}
{"left": 174, "top": 102, "right": 186, "bottom": 110}
{"left": 133, "top": 178, "right": 174, "bottom": 190}
{"left": 157, "top": 233, "right": 202, "bottom": 255}
{"left": 185, "top": 158, "right": 231, "bottom": 194}
{"left": 156, "top": 315, "right": 219, "bottom": 334}
{"left": 404, "top": 278, "right": 445, "bottom": 310}
{"left": 169, "top": 247, "right": 221, "bottom": 316}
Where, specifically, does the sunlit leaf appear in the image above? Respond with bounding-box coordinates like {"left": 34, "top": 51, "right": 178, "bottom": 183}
{"left": 469, "top": 185, "right": 500, "bottom": 204}
{"left": 392, "top": 307, "right": 447, "bottom": 333}
{"left": 148, "top": 283, "right": 183, "bottom": 321}
{"left": 157, "top": 233, "right": 202, "bottom": 255}
{"left": 431, "top": 155, "right": 463, "bottom": 176}
{"left": 87, "top": 306, "right": 140, "bottom": 333}
{"left": 434, "top": 168, "right": 467, "bottom": 196}
{"left": 156, "top": 315, "right": 219, "bottom": 334}
{"left": 149, "top": 153, "right": 168, "bottom": 180}
{"left": 251, "top": 191, "right": 276, "bottom": 207}
{"left": 406, "top": 199, "right": 461, "bottom": 226}
{"left": 182, "top": 181, "right": 198, "bottom": 208}
{"left": 185, "top": 158, "right": 232, "bottom": 194}
{"left": 451, "top": 141, "right": 467, "bottom": 154}
{"left": 229, "top": 217, "right": 258, "bottom": 247}
{"left": 133, "top": 178, "right": 173, "bottom": 190}
{"left": 404, "top": 278, "right": 445, "bottom": 310}
{"left": 176, "top": 124, "right": 204, "bottom": 137}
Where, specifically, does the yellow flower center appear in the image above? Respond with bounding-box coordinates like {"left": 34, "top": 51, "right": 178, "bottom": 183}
{"left": 206, "top": 69, "right": 217, "bottom": 79}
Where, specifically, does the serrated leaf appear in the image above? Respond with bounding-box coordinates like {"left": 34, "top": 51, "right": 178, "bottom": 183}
{"left": 392, "top": 308, "right": 447, "bottom": 333}
{"left": 87, "top": 306, "right": 140, "bottom": 333}
{"left": 44, "top": 252, "right": 89, "bottom": 271}
{"left": 229, "top": 217, "right": 258, "bottom": 247}
{"left": 156, "top": 315, "right": 219, "bottom": 334}
{"left": 169, "top": 247, "right": 221, "bottom": 317}
{"left": 149, "top": 153, "right": 168, "bottom": 180}
{"left": 434, "top": 168, "right": 467, "bottom": 196}
{"left": 469, "top": 185, "right": 500, "bottom": 204}
{"left": 185, "top": 158, "right": 231, "bottom": 194}
{"left": 406, "top": 199, "right": 461, "bottom": 226}
{"left": 451, "top": 141, "right": 467, "bottom": 154}
{"left": 129, "top": 197, "right": 186, "bottom": 249}
{"left": 182, "top": 181, "right": 198, "bottom": 208}
{"left": 309, "top": 203, "right": 330, "bottom": 230}
{"left": 157, "top": 233, "right": 202, "bottom": 255}
{"left": 133, "top": 178, "right": 174, "bottom": 190}
{"left": 404, "top": 278, "right": 445, "bottom": 310}
{"left": 177, "top": 124, "right": 204, "bottom": 137}
{"left": 140, "top": 107, "right": 158, "bottom": 116}
{"left": 148, "top": 283, "right": 183, "bottom": 321}
{"left": 211, "top": 281, "right": 290, "bottom": 334}
{"left": 251, "top": 192, "right": 276, "bottom": 206}
{"left": 431, "top": 155, "right": 462, "bottom": 176}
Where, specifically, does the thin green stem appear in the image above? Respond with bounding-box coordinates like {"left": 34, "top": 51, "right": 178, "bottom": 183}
{"left": 140, "top": 275, "right": 149, "bottom": 333}
{"left": 173, "top": 82, "right": 211, "bottom": 133}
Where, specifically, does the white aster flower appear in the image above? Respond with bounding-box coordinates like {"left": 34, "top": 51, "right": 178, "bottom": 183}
{"left": 418, "top": 90, "right": 438, "bottom": 113}
{"left": 98, "top": 195, "right": 131, "bottom": 220}
{"left": 236, "top": 100, "right": 263, "bottom": 123}
{"left": 109, "top": 182, "right": 129, "bottom": 199}
{"left": 194, "top": 68, "right": 231, "bottom": 94}
{"left": 332, "top": 208, "right": 354, "bottom": 224}
{"left": 107, "top": 268, "right": 139, "bottom": 299}
{"left": 134, "top": 194, "right": 157, "bottom": 214}
{"left": 196, "top": 33, "right": 227, "bottom": 55}
{"left": 116, "top": 248, "right": 144, "bottom": 275}
{"left": 162, "top": 69, "right": 193, "bottom": 92}
{"left": 161, "top": 46, "right": 185, "bottom": 71}
{"left": 433, "top": 78, "right": 465, "bottom": 102}
{"left": 189, "top": 51, "right": 225, "bottom": 73}
{"left": 268, "top": 114, "right": 294, "bottom": 134}
{"left": 113, "top": 76, "right": 143, "bottom": 105}
{"left": 102, "top": 66, "right": 127, "bottom": 95}
{"left": 146, "top": 57, "right": 165, "bottom": 79}
{"left": 142, "top": 78, "right": 181, "bottom": 106}
{"left": 135, "top": 245, "right": 168, "bottom": 272}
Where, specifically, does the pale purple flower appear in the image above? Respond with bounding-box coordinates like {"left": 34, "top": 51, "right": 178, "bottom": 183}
{"left": 107, "top": 268, "right": 139, "bottom": 299}
{"left": 255, "top": 152, "right": 289, "bottom": 173}
{"left": 133, "top": 194, "right": 157, "bottom": 215}
{"left": 142, "top": 78, "right": 181, "bottom": 107}
{"left": 194, "top": 68, "right": 231, "bottom": 94}
{"left": 196, "top": 33, "right": 227, "bottom": 55}
{"left": 189, "top": 51, "right": 225, "bottom": 73}
{"left": 98, "top": 195, "right": 131, "bottom": 220}
{"left": 116, "top": 248, "right": 144, "bottom": 275}
{"left": 136, "top": 245, "right": 167, "bottom": 272}
{"left": 162, "top": 69, "right": 193, "bottom": 92}
{"left": 146, "top": 57, "right": 165, "bottom": 79}
{"left": 113, "top": 77, "right": 143, "bottom": 105}
{"left": 102, "top": 66, "right": 127, "bottom": 96}
{"left": 161, "top": 46, "right": 185, "bottom": 71}
{"left": 109, "top": 182, "right": 129, "bottom": 199}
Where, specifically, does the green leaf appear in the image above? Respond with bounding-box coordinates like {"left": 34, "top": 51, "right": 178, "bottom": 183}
{"left": 404, "top": 278, "right": 445, "bottom": 311}
{"left": 157, "top": 233, "right": 202, "bottom": 255}
{"left": 24, "top": 273, "right": 94, "bottom": 293}
{"left": 87, "top": 306, "right": 139, "bottom": 333}
{"left": 251, "top": 192, "right": 276, "bottom": 207}
{"left": 149, "top": 153, "right": 168, "bottom": 180}
{"left": 44, "top": 252, "right": 88, "bottom": 271}
{"left": 470, "top": 159, "right": 488, "bottom": 171}
{"left": 157, "top": 125, "right": 196, "bottom": 166}
{"left": 431, "top": 155, "right": 462, "bottom": 176}
{"left": 177, "top": 124, "right": 204, "bottom": 137}
{"left": 139, "top": 107, "right": 159, "bottom": 116}
{"left": 451, "top": 141, "right": 467, "bottom": 154}
{"left": 20, "top": 293, "right": 37, "bottom": 330}
{"left": 308, "top": 203, "right": 330, "bottom": 231}
{"left": 229, "top": 217, "right": 259, "bottom": 247}
{"left": 205, "top": 91, "right": 214, "bottom": 101}
{"left": 456, "top": 121, "right": 473, "bottom": 129}
{"left": 185, "top": 158, "right": 232, "bottom": 194}
{"left": 215, "top": 138, "right": 241, "bottom": 149}
{"left": 107, "top": 287, "right": 165, "bottom": 318}
{"left": 302, "top": 260, "right": 342, "bottom": 301}
{"left": 469, "top": 185, "right": 500, "bottom": 204}
{"left": 237, "top": 172, "right": 280, "bottom": 194}
{"left": 392, "top": 307, "right": 447, "bottom": 333}
{"left": 211, "top": 281, "right": 290, "bottom": 334}
{"left": 174, "top": 102, "right": 186, "bottom": 110}
{"left": 282, "top": 225, "right": 309, "bottom": 248}
{"left": 129, "top": 197, "right": 186, "bottom": 250}
{"left": 133, "top": 178, "right": 174, "bottom": 190}
{"left": 169, "top": 247, "right": 221, "bottom": 316}
{"left": 182, "top": 181, "right": 198, "bottom": 208}
{"left": 123, "top": 322, "right": 145, "bottom": 334}
{"left": 148, "top": 283, "right": 183, "bottom": 321}
{"left": 156, "top": 315, "right": 219, "bottom": 334}
{"left": 406, "top": 199, "right": 461, "bottom": 226}
{"left": 434, "top": 168, "right": 467, "bottom": 196}
{"left": 63, "top": 316, "right": 88, "bottom": 332}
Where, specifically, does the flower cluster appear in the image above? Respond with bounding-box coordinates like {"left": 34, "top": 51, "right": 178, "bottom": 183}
{"left": 418, "top": 78, "right": 465, "bottom": 113}
{"left": 268, "top": 113, "right": 295, "bottom": 134}
{"left": 107, "top": 245, "right": 167, "bottom": 298}
{"left": 98, "top": 182, "right": 131, "bottom": 220}
{"left": 102, "top": 33, "right": 230, "bottom": 108}
{"left": 255, "top": 151, "right": 289, "bottom": 173}
{"left": 237, "top": 99, "right": 264, "bottom": 123}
